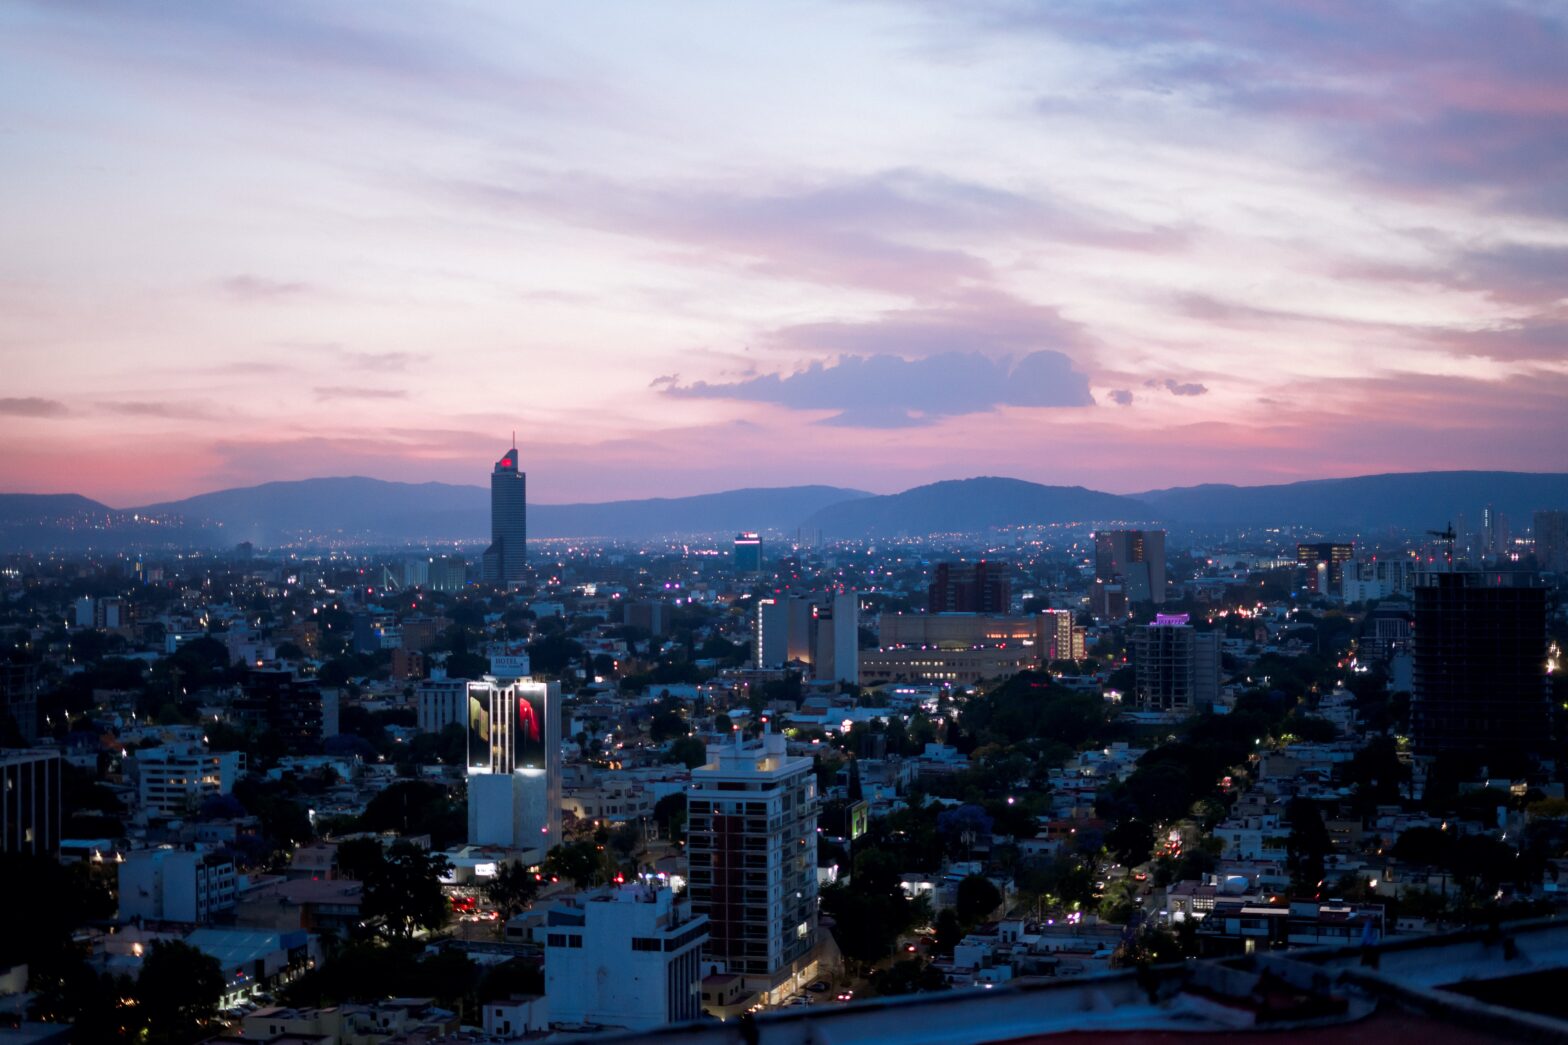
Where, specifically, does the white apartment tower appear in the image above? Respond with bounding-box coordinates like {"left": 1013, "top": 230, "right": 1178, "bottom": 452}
{"left": 686, "top": 730, "right": 820, "bottom": 1002}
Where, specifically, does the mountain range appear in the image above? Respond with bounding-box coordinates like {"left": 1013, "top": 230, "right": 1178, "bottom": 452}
{"left": 1, "top": 470, "right": 1565, "bottom": 550}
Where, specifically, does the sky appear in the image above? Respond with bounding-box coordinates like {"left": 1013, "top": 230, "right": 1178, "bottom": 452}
{"left": 1, "top": 0, "right": 1566, "bottom": 507}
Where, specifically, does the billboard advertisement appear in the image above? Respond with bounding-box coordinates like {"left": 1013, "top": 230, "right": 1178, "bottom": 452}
{"left": 467, "top": 688, "right": 492, "bottom": 771}
{"left": 516, "top": 686, "right": 547, "bottom": 770}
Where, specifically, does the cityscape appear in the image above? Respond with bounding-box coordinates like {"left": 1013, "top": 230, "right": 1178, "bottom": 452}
{"left": 4, "top": 4, "right": 1568, "bottom": 1045}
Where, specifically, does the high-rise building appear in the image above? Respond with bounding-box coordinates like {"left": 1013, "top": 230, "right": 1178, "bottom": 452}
{"left": 1, "top": 661, "right": 40, "bottom": 744}
{"left": 927, "top": 561, "right": 1011, "bottom": 614}
{"left": 1095, "top": 531, "right": 1167, "bottom": 604}
{"left": 1297, "top": 543, "right": 1354, "bottom": 594}
{"left": 1133, "top": 614, "right": 1220, "bottom": 714}
{"left": 733, "top": 532, "right": 763, "bottom": 574}
{"left": 236, "top": 669, "right": 325, "bottom": 751}
{"left": 754, "top": 598, "right": 788, "bottom": 669}
{"left": 482, "top": 444, "right": 527, "bottom": 585}
{"left": 1410, "top": 571, "right": 1550, "bottom": 757}
{"left": 428, "top": 556, "right": 467, "bottom": 592}
{"left": 537, "top": 883, "right": 708, "bottom": 1028}
{"left": 687, "top": 731, "right": 819, "bottom": 1001}
{"left": 1535, "top": 510, "right": 1568, "bottom": 572}
{"left": 1, "top": 748, "right": 60, "bottom": 857}
{"left": 466, "top": 677, "right": 561, "bottom": 856}
{"left": 811, "top": 592, "right": 859, "bottom": 685}
{"left": 1042, "top": 609, "right": 1076, "bottom": 663}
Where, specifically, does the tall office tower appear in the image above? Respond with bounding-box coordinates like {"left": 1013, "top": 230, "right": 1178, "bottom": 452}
{"left": 1133, "top": 614, "right": 1220, "bottom": 714}
{"left": 733, "top": 532, "right": 763, "bottom": 574}
{"left": 811, "top": 592, "right": 860, "bottom": 684}
{"left": 1094, "top": 530, "right": 1167, "bottom": 604}
{"left": 1, "top": 748, "right": 60, "bottom": 857}
{"left": 466, "top": 677, "right": 561, "bottom": 856}
{"left": 687, "top": 731, "right": 819, "bottom": 1001}
{"left": 754, "top": 597, "right": 788, "bottom": 668}
{"left": 1535, "top": 510, "right": 1568, "bottom": 572}
{"left": 1296, "top": 543, "right": 1355, "bottom": 594}
{"left": 428, "top": 555, "right": 467, "bottom": 592}
{"left": 786, "top": 597, "right": 814, "bottom": 665}
{"left": 927, "top": 561, "right": 1011, "bottom": 613}
{"left": 481, "top": 443, "right": 527, "bottom": 585}
{"left": 1410, "top": 571, "right": 1550, "bottom": 758}
{"left": 538, "top": 883, "right": 709, "bottom": 1028}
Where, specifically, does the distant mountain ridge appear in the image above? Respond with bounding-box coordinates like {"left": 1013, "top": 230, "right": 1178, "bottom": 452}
{"left": 801, "top": 477, "right": 1154, "bottom": 537}
{"left": 2, "top": 470, "right": 1566, "bottom": 550}
{"left": 1134, "top": 470, "right": 1568, "bottom": 530}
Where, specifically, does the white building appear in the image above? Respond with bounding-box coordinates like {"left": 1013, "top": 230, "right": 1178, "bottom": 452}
{"left": 466, "top": 677, "right": 561, "bottom": 857}
{"left": 416, "top": 678, "right": 469, "bottom": 734}
{"left": 812, "top": 592, "right": 860, "bottom": 685}
{"left": 118, "top": 846, "right": 237, "bottom": 923}
{"left": 536, "top": 883, "right": 707, "bottom": 1030}
{"left": 687, "top": 731, "right": 820, "bottom": 1002}
{"left": 130, "top": 744, "right": 246, "bottom": 816}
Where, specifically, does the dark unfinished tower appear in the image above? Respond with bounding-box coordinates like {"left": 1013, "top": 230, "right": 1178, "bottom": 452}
{"left": 1411, "top": 571, "right": 1550, "bottom": 758}
{"left": 482, "top": 444, "right": 527, "bottom": 584}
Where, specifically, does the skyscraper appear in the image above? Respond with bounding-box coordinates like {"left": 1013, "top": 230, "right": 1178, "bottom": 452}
{"left": 733, "top": 532, "right": 763, "bottom": 573}
{"left": 1094, "top": 530, "right": 1167, "bottom": 604}
{"left": 482, "top": 443, "right": 527, "bottom": 585}
{"left": 1410, "top": 571, "right": 1550, "bottom": 758}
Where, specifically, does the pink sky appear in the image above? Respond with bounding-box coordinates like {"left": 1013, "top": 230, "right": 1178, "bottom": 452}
{"left": 1, "top": 1, "right": 1566, "bottom": 507}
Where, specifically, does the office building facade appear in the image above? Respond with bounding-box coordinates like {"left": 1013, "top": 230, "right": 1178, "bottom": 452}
{"left": 1, "top": 748, "right": 60, "bottom": 856}
{"left": 733, "top": 532, "right": 763, "bottom": 573}
{"left": 130, "top": 745, "right": 247, "bottom": 817}
{"left": 1536, "top": 510, "right": 1568, "bottom": 572}
{"left": 927, "top": 561, "right": 1011, "bottom": 614}
{"left": 1298, "top": 543, "right": 1355, "bottom": 594}
{"left": 687, "top": 732, "right": 819, "bottom": 1000}
{"left": 1095, "top": 531, "right": 1166, "bottom": 604}
{"left": 482, "top": 444, "right": 527, "bottom": 585}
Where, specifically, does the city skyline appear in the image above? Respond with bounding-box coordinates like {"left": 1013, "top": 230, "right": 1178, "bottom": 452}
{"left": 3, "top": 2, "right": 1566, "bottom": 505}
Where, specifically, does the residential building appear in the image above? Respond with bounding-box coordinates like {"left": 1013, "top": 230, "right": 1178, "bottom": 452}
{"left": 416, "top": 678, "right": 469, "bottom": 734}
{"left": 118, "top": 846, "right": 237, "bottom": 924}
{"left": 1133, "top": 614, "right": 1220, "bottom": 713}
{"left": 1410, "top": 570, "right": 1551, "bottom": 757}
{"left": 1536, "top": 509, "right": 1568, "bottom": 572}
{"left": 687, "top": 731, "right": 820, "bottom": 1001}
{"left": 129, "top": 744, "right": 246, "bottom": 816}
{"left": 537, "top": 883, "right": 708, "bottom": 1029}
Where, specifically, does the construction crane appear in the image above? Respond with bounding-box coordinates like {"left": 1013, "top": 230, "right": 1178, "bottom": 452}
{"left": 1426, "top": 523, "right": 1456, "bottom": 571}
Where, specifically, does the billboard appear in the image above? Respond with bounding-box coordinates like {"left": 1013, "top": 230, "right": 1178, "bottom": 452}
{"left": 467, "top": 688, "right": 492, "bottom": 771}
{"left": 516, "top": 686, "right": 547, "bottom": 770}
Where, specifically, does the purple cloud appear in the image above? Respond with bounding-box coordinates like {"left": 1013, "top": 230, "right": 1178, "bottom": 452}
{"left": 0, "top": 397, "right": 67, "bottom": 418}
{"left": 665, "top": 350, "right": 1094, "bottom": 427}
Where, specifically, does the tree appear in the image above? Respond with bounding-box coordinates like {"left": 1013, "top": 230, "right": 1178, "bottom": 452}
{"left": 543, "top": 840, "right": 610, "bottom": 889}
{"left": 335, "top": 837, "right": 386, "bottom": 881}
{"left": 1285, "top": 798, "right": 1330, "bottom": 898}
{"left": 932, "top": 908, "right": 963, "bottom": 955}
{"left": 869, "top": 958, "right": 948, "bottom": 996}
{"left": 955, "top": 874, "right": 1003, "bottom": 926}
{"left": 819, "top": 848, "right": 917, "bottom": 968}
{"left": 482, "top": 860, "right": 541, "bottom": 924}
{"left": 362, "top": 842, "right": 452, "bottom": 939}
{"left": 664, "top": 735, "right": 707, "bottom": 769}
{"left": 138, "top": 940, "right": 224, "bottom": 1045}
{"left": 653, "top": 792, "right": 687, "bottom": 843}
{"left": 1106, "top": 819, "right": 1155, "bottom": 867}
